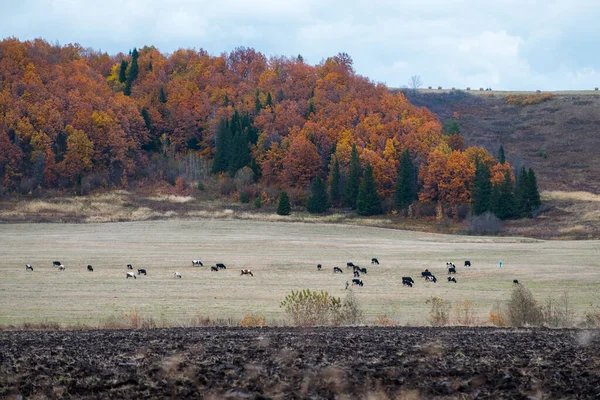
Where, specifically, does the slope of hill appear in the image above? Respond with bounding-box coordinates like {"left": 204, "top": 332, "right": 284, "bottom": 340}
{"left": 398, "top": 89, "right": 600, "bottom": 194}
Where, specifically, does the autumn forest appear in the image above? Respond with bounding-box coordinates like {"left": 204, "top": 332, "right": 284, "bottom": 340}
{"left": 0, "top": 38, "right": 539, "bottom": 219}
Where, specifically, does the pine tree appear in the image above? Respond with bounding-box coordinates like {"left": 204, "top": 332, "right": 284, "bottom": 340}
{"left": 329, "top": 157, "right": 341, "bottom": 207}
{"left": 118, "top": 60, "right": 128, "bottom": 83}
{"left": 277, "top": 191, "right": 291, "bottom": 215}
{"left": 266, "top": 92, "right": 273, "bottom": 107}
{"left": 306, "top": 177, "right": 329, "bottom": 214}
{"left": 211, "top": 119, "right": 232, "bottom": 174}
{"left": 515, "top": 167, "right": 529, "bottom": 217}
{"left": 124, "top": 48, "right": 139, "bottom": 96}
{"left": 228, "top": 131, "right": 251, "bottom": 176}
{"left": 471, "top": 160, "right": 492, "bottom": 215}
{"left": 492, "top": 169, "right": 516, "bottom": 220}
{"left": 254, "top": 90, "right": 261, "bottom": 114}
{"left": 357, "top": 163, "right": 382, "bottom": 216}
{"left": 159, "top": 87, "right": 167, "bottom": 103}
{"left": 307, "top": 99, "right": 315, "bottom": 118}
{"left": 498, "top": 145, "right": 506, "bottom": 164}
{"left": 276, "top": 88, "right": 285, "bottom": 103}
{"left": 343, "top": 144, "right": 361, "bottom": 209}
{"left": 527, "top": 168, "right": 541, "bottom": 209}
{"left": 394, "top": 149, "right": 417, "bottom": 209}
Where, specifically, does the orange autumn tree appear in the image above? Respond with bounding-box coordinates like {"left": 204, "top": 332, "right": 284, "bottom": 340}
{"left": 282, "top": 134, "right": 322, "bottom": 188}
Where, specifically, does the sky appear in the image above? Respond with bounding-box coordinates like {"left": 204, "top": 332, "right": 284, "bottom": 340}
{"left": 2, "top": 0, "right": 599, "bottom": 90}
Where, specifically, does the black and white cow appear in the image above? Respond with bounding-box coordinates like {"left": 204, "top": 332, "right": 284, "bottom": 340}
{"left": 127, "top": 264, "right": 133, "bottom": 270}
{"left": 371, "top": 258, "right": 379, "bottom": 265}
{"left": 126, "top": 272, "right": 136, "bottom": 279}
{"left": 317, "top": 264, "right": 322, "bottom": 271}
{"left": 58, "top": 264, "right": 65, "bottom": 271}
{"left": 173, "top": 272, "right": 182, "bottom": 278}
{"left": 192, "top": 260, "right": 203, "bottom": 266}
{"left": 334, "top": 267, "right": 343, "bottom": 274}
{"left": 447, "top": 277, "right": 457, "bottom": 283}
{"left": 402, "top": 277, "right": 414, "bottom": 287}
{"left": 425, "top": 274, "right": 437, "bottom": 283}
{"left": 446, "top": 262, "right": 456, "bottom": 269}
{"left": 137, "top": 269, "right": 147, "bottom": 275}
{"left": 352, "top": 278, "right": 364, "bottom": 287}
{"left": 25, "top": 264, "right": 33, "bottom": 271}
{"left": 448, "top": 267, "right": 456, "bottom": 274}
{"left": 421, "top": 269, "right": 432, "bottom": 278}
{"left": 87, "top": 265, "right": 93, "bottom": 272}
{"left": 464, "top": 260, "right": 471, "bottom": 267}
{"left": 353, "top": 270, "right": 360, "bottom": 277}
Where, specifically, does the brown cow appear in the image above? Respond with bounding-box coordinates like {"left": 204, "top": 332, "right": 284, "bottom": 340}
{"left": 241, "top": 269, "right": 254, "bottom": 276}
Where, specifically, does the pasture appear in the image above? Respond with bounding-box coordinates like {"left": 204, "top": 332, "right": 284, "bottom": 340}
{"left": 0, "top": 219, "right": 599, "bottom": 326}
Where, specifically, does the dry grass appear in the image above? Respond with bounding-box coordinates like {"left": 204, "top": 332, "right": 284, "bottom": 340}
{"left": 147, "top": 195, "right": 195, "bottom": 203}
{"left": 1, "top": 219, "right": 599, "bottom": 328}
{"left": 542, "top": 191, "right": 600, "bottom": 202}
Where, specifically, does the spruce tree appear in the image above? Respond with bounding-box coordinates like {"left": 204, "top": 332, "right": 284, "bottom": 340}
{"left": 306, "top": 177, "right": 329, "bottom": 214}
{"left": 471, "top": 160, "right": 492, "bottom": 215}
{"left": 159, "top": 87, "right": 167, "bottom": 103}
{"left": 394, "top": 149, "right": 417, "bottom": 209}
{"left": 141, "top": 108, "right": 151, "bottom": 130}
{"left": 492, "top": 169, "right": 516, "bottom": 220}
{"left": 498, "top": 145, "right": 506, "bottom": 164}
{"left": 119, "top": 60, "right": 128, "bottom": 83}
{"left": 124, "top": 48, "right": 139, "bottom": 96}
{"left": 211, "top": 119, "right": 232, "bottom": 174}
{"left": 254, "top": 90, "right": 261, "bottom": 114}
{"left": 527, "top": 168, "right": 541, "bottom": 209}
{"left": 329, "top": 157, "right": 341, "bottom": 207}
{"left": 357, "top": 163, "right": 382, "bottom": 216}
{"left": 515, "top": 167, "right": 529, "bottom": 217}
{"left": 343, "top": 144, "right": 362, "bottom": 209}
{"left": 277, "top": 191, "right": 291, "bottom": 216}
{"left": 277, "top": 88, "right": 285, "bottom": 103}
{"left": 266, "top": 92, "right": 273, "bottom": 107}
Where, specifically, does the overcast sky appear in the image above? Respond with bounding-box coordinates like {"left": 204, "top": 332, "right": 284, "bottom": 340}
{"left": 2, "top": 0, "right": 598, "bottom": 90}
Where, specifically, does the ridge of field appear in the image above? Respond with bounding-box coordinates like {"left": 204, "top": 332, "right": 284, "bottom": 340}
{"left": 1, "top": 219, "right": 598, "bottom": 326}
{"left": 395, "top": 89, "right": 600, "bottom": 194}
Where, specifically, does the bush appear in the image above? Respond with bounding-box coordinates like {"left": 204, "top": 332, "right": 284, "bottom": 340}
{"left": 253, "top": 197, "right": 262, "bottom": 208}
{"left": 335, "top": 289, "right": 364, "bottom": 325}
{"left": 507, "top": 284, "right": 543, "bottom": 327}
{"left": 426, "top": 297, "right": 451, "bottom": 326}
{"left": 280, "top": 289, "right": 341, "bottom": 326}
{"left": 468, "top": 211, "right": 502, "bottom": 235}
{"left": 197, "top": 181, "right": 205, "bottom": 191}
{"left": 454, "top": 300, "right": 477, "bottom": 325}
{"left": 218, "top": 175, "right": 235, "bottom": 196}
{"left": 240, "top": 313, "right": 267, "bottom": 327}
{"left": 239, "top": 191, "right": 250, "bottom": 203}
{"left": 488, "top": 302, "right": 509, "bottom": 326}
{"left": 372, "top": 314, "right": 397, "bottom": 326}
{"left": 277, "top": 191, "right": 291, "bottom": 216}
{"left": 541, "top": 291, "right": 574, "bottom": 327}
{"left": 582, "top": 305, "right": 600, "bottom": 328}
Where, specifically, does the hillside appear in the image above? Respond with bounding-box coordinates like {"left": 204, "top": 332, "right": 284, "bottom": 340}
{"left": 399, "top": 89, "right": 600, "bottom": 194}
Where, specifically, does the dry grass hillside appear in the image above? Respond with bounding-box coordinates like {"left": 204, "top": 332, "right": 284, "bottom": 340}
{"left": 399, "top": 89, "right": 600, "bottom": 194}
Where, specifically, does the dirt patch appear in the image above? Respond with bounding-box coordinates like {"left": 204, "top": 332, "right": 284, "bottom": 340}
{"left": 1, "top": 327, "right": 599, "bottom": 399}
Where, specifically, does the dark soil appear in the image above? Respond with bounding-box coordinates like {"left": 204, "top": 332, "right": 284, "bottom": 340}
{"left": 1, "top": 327, "right": 600, "bottom": 399}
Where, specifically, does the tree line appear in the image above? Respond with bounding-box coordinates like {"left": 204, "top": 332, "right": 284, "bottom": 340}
{"left": 0, "top": 39, "right": 540, "bottom": 220}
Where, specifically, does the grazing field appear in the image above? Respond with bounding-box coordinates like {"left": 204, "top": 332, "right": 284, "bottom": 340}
{"left": 0, "top": 220, "right": 599, "bottom": 326}
{"left": 1, "top": 327, "right": 600, "bottom": 398}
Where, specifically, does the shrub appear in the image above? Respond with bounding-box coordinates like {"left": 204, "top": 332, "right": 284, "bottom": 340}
{"left": 506, "top": 92, "right": 552, "bottom": 106}
{"left": 582, "top": 305, "right": 600, "bottom": 328}
{"left": 507, "top": 284, "right": 543, "bottom": 327}
{"left": 280, "top": 289, "right": 341, "bottom": 326}
{"left": 541, "top": 291, "right": 573, "bottom": 327}
{"left": 197, "top": 181, "right": 205, "bottom": 191}
{"left": 239, "top": 191, "right": 250, "bottom": 203}
{"left": 372, "top": 314, "right": 398, "bottom": 326}
{"left": 488, "top": 302, "right": 509, "bottom": 326}
{"left": 218, "top": 175, "right": 235, "bottom": 196}
{"left": 253, "top": 197, "right": 262, "bottom": 208}
{"left": 454, "top": 300, "right": 478, "bottom": 326}
{"left": 335, "top": 289, "right": 364, "bottom": 325}
{"left": 277, "top": 191, "right": 291, "bottom": 216}
{"left": 468, "top": 211, "right": 502, "bottom": 235}
{"left": 426, "top": 297, "right": 451, "bottom": 326}
{"left": 240, "top": 313, "right": 267, "bottom": 327}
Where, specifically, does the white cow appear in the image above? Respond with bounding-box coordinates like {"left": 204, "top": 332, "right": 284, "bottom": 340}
{"left": 126, "top": 272, "right": 136, "bottom": 279}
{"left": 174, "top": 272, "right": 182, "bottom": 278}
{"left": 58, "top": 264, "right": 65, "bottom": 271}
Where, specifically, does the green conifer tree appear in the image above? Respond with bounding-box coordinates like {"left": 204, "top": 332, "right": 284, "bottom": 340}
{"left": 527, "top": 168, "right": 541, "bottom": 210}
{"left": 119, "top": 60, "right": 128, "bottom": 83}
{"left": 357, "top": 163, "right": 382, "bottom": 216}
{"left": 266, "top": 92, "right": 273, "bottom": 107}
{"left": 394, "top": 149, "right": 417, "bottom": 209}
{"left": 306, "top": 177, "right": 329, "bottom": 214}
{"left": 498, "top": 145, "right": 506, "bottom": 164}
{"left": 492, "top": 169, "right": 516, "bottom": 220}
{"left": 124, "top": 48, "right": 139, "bottom": 96}
{"left": 254, "top": 90, "right": 261, "bottom": 114}
{"left": 159, "top": 87, "right": 167, "bottom": 103}
{"left": 329, "top": 157, "right": 341, "bottom": 207}
{"left": 343, "top": 144, "right": 362, "bottom": 209}
{"left": 277, "top": 191, "right": 291, "bottom": 216}
{"left": 471, "top": 160, "right": 492, "bottom": 215}
{"left": 211, "top": 119, "right": 232, "bottom": 174}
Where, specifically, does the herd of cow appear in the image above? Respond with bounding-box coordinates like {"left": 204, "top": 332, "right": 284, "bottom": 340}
{"left": 23, "top": 260, "right": 254, "bottom": 279}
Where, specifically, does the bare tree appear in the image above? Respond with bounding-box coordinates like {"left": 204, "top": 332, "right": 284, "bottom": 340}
{"left": 409, "top": 75, "right": 423, "bottom": 91}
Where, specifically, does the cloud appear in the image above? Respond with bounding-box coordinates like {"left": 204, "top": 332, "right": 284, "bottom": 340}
{"left": 1, "top": 0, "right": 599, "bottom": 90}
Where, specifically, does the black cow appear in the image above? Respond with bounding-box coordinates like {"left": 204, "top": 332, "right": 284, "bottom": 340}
{"left": 334, "top": 267, "right": 343, "bottom": 273}
{"left": 371, "top": 258, "right": 379, "bottom": 265}
{"left": 25, "top": 264, "right": 33, "bottom": 271}
{"left": 317, "top": 264, "right": 322, "bottom": 271}
{"left": 352, "top": 279, "right": 364, "bottom": 287}
{"left": 346, "top": 262, "right": 355, "bottom": 268}
{"left": 87, "top": 265, "right": 93, "bottom": 272}
{"left": 211, "top": 266, "right": 219, "bottom": 272}
{"left": 359, "top": 267, "right": 367, "bottom": 274}
{"left": 216, "top": 263, "right": 227, "bottom": 269}
{"left": 137, "top": 268, "right": 147, "bottom": 275}
{"left": 513, "top": 279, "right": 520, "bottom": 285}
{"left": 447, "top": 277, "right": 457, "bottom": 283}
{"left": 421, "top": 269, "right": 432, "bottom": 278}
{"left": 53, "top": 261, "right": 61, "bottom": 266}
{"left": 464, "top": 260, "right": 471, "bottom": 267}
{"left": 448, "top": 267, "right": 456, "bottom": 274}
{"left": 127, "top": 264, "right": 133, "bottom": 270}
{"left": 353, "top": 270, "right": 360, "bottom": 277}
{"left": 402, "top": 277, "right": 414, "bottom": 287}
{"left": 425, "top": 275, "right": 437, "bottom": 283}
